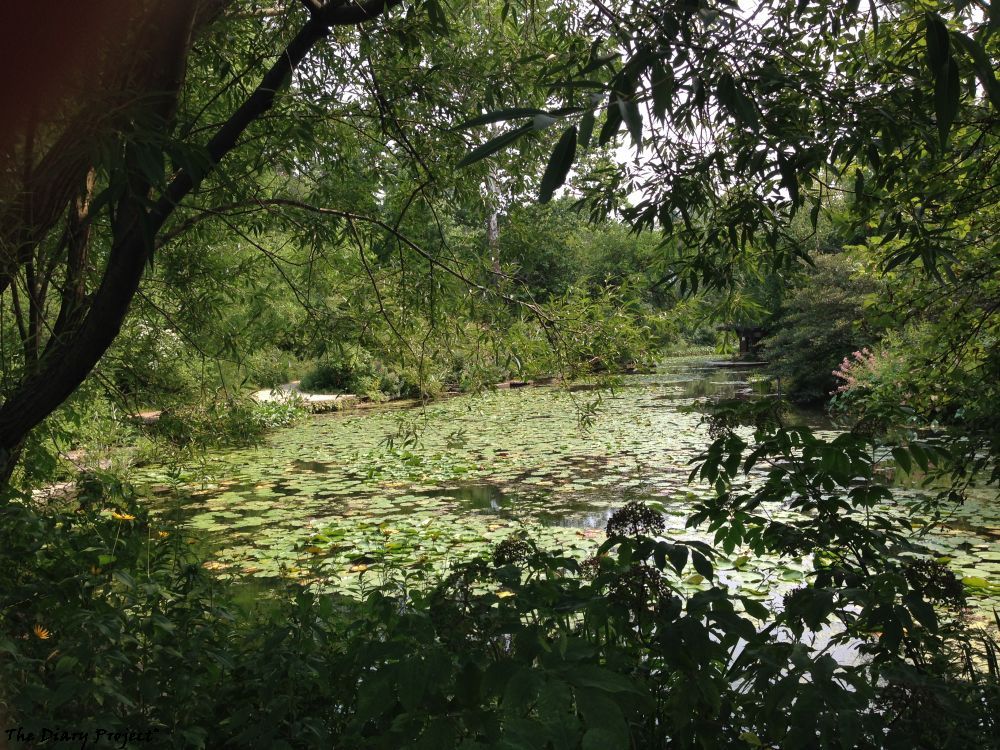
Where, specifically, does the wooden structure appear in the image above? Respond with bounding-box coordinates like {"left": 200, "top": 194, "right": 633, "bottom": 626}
{"left": 719, "top": 324, "right": 767, "bottom": 358}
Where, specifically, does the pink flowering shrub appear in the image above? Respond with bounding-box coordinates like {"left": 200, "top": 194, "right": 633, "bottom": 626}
{"left": 832, "top": 347, "right": 879, "bottom": 394}
{"left": 830, "top": 344, "right": 918, "bottom": 425}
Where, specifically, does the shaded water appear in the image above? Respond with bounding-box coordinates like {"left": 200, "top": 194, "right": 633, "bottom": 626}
{"left": 138, "top": 359, "right": 1000, "bottom": 611}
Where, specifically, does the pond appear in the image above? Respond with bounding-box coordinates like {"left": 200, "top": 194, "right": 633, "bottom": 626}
{"left": 137, "top": 358, "right": 1000, "bottom": 614}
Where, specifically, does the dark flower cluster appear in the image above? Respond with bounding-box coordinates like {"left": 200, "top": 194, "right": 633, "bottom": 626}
{"left": 605, "top": 501, "right": 665, "bottom": 538}
{"left": 492, "top": 535, "right": 532, "bottom": 566}
{"left": 607, "top": 564, "right": 671, "bottom": 612}
{"left": 780, "top": 585, "right": 809, "bottom": 613}
{"left": 580, "top": 554, "right": 606, "bottom": 580}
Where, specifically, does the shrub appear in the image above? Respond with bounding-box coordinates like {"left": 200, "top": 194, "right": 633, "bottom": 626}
{"left": 3, "top": 486, "right": 998, "bottom": 749}
{"left": 300, "top": 357, "right": 359, "bottom": 393}
{"left": 151, "top": 396, "right": 303, "bottom": 451}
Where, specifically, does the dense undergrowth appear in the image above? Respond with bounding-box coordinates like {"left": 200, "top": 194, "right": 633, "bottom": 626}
{"left": 3, "top": 403, "right": 998, "bottom": 749}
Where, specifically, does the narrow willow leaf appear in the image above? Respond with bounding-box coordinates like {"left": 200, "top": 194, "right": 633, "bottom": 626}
{"left": 578, "top": 109, "right": 596, "bottom": 150}
{"left": 618, "top": 99, "right": 642, "bottom": 145}
{"left": 777, "top": 153, "right": 800, "bottom": 206}
{"left": 539, "top": 125, "right": 578, "bottom": 204}
{"left": 458, "top": 123, "right": 532, "bottom": 168}
{"left": 651, "top": 61, "right": 673, "bottom": 120}
{"left": 935, "top": 56, "right": 960, "bottom": 147}
{"left": 456, "top": 108, "right": 546, "bottom": 130}
{"left": 598, "top": 99, "right": 623, "bottom": 145}
{"left": 925, "top": 13, "right": 950, "bottom": 73}
{"left": 951, "top": 32, "right": 1000, "bottom": 110}
{"left": 532, "top": 113, "right": 558, "bottom": 131}
{"left": 580, "top": 51, "right": 619, "bottom": 75}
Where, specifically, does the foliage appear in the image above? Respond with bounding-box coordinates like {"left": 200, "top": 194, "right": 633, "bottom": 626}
{"left": 3, "top": 424, "right": 1000, "bottom": 748}
{"left": 540, "top": 287, "right": 661, "bottom": 375}
{"left": 300, "top": 358, "right": 362, "bottom": 395}
{"left": 152, "top": 397, "right": 304, "bottom": 452}
{"left": 762, "top": 254, "right": 882, "bottom": 404}
{"left": 2, "top": 0, "right": 1000, "bottom": 744}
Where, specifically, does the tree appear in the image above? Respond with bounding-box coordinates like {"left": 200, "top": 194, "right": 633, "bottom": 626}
{"left": 459, "top": 0, "right": 1000, "bottom": 462}
{"left": 460, "top": 1, "right": 1000, "bottom": 292}
{"left": 763, "top": 252, "right": 883, "bottom": 403}
{"left": 0, "top": 0, "right": 587, "bottom": 482}
{"left": 0, "top": 0, "right": 422, "bottom": 480}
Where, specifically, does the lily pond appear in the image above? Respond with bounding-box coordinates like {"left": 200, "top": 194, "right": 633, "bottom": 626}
{"left": 137, "top": 359, "right": 1000, "bottom": 616}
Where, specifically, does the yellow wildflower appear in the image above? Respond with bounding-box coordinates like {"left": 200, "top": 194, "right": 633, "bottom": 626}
{"left": 156, "top": 531, "right": 170, "bottom": 539}
{"left": 33, "top": 624, "right": 51, "bottom": 640}
{"left": 110, "top": 510, "right": 136, "bottom": 521}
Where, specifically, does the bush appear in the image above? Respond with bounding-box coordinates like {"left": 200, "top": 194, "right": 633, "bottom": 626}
{"left": 151, "top": 396, "right": 303, "bottom": 451}
{"left": 3, "top": 424, "right": 998, "bottom": 749}
{"left": 543, "top": 286, "right": 658, "bottom": 374}
{"left": 0, "top": 477, "right": 1000, "bottom": 750}
{"left": 301, "top": 350, "right": 441, "bottom": 400}
{"left": 300, "top": 357, "right": 359, "bottom": 393}
{"left": 105, "top": 319, "right": 201, "bottom": 404}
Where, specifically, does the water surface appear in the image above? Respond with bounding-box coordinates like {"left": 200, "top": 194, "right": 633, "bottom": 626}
{"left": 138, "top": 360, "right": 1000, "bottom": 610}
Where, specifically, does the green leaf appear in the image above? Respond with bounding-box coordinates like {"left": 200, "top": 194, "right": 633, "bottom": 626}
{"left": 563, "top": 666, "right": 643, "bottom": 695}
{"left": 582, "top": 728, "right": 626, "bottom": 750}
{"left": 741, "top": 597, "right": 769, "bottom": 620}
{"left": 456, "top": 108, "right": 547, "bottom": 129}
{"left": 925, "top": 13, "right": 950, "bottom": 73}
{"left": 576, "top": 690, "right": 628, "bottom": 749}
{"left": 667, "top": 544, "right": 688, "bottom": 575}
{"left": 618, "top": 99, "right": 642, "bottom": 145}
{"left": 891, "top": 447, "right": 912, "bottom": 474}
{"left": 777, "top": 153, "right": 799, "bottom": 206}
{"left": 504, "top": 667, "right": 542, "bottom": 710}
{"left": 55, "top": 655, "right": 79, "bottom": 675}
{"left": 398, "top": 657, "right": 429, "bottom": 711}
{"left": 716, "top": 74, "right": 758, "bottom": 128}
{"left": 417, "top": 717, "right": 457, "bottom": 750}
{"left": 951, "top": 32, "right": 1000, "bottom": 110}
{"left": 904, "top": 593, "right": 938, "bottom": 631}
{"left": 598, "top": 100, "right": 623, "bottom": 146}
{"left": 909, "top": 443, "right": 930, "bottom": 472}
{"left": 539, "top": 126, "right": 578, "bottom": 204}
{"left": 934, "top": 56, "right": 960, "bottom": 147}
{"left": 458, "top": 124, "right": 532, "bottom": 168}
{"left": 691, "top": 551, "right": 714, "bottom": 580}
{"left": 963, "top": 576, "right": 994, "bottom": 590}
{"left": 650, "top": 61, "right": 673, "bottom": 120}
